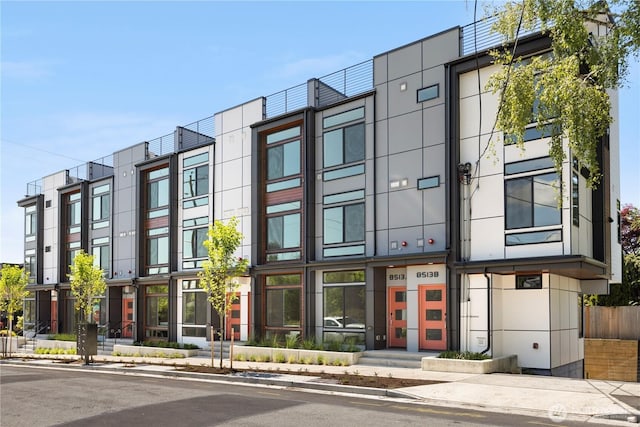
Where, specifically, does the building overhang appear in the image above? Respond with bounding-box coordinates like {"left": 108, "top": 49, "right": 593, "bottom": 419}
{"left": 250, "top": 252, "right": 449, "bottom": 274}
{"left": 454, "top": 255, "right": 609, "bottom": 280}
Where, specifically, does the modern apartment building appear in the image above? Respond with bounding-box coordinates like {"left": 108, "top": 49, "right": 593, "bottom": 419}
{"left": 16, "top": 15, "right": 621, "bottom": 377}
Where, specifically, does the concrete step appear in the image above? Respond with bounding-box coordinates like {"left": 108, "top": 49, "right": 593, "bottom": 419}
{"left": 356, "top": 350, "right": 438, "bottom": 369}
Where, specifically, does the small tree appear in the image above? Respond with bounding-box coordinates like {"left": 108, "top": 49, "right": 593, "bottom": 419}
{"left": 198, "top": 217, "right": 248, "bottom": 368}
{"left": 69, "top": 251, "right": 106, "bottom": 324}
{"left": 0, "top": 264, "right": 29, "bottom": 357}
{"left": 69, "top": 251, "right": 106, "bottom": 364}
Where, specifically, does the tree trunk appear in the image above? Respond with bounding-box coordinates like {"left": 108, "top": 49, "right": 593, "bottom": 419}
{"left": 210, "top": 325, "right": 214, "bottom": 368}
{"left": 230, "top": 331, "right": 234, "bottom": 370}
{"left": 219, "top": 314, "right": 224, "bottom": 369}
{"left": 7, "top": 316, "right": 13, "bottom": 356}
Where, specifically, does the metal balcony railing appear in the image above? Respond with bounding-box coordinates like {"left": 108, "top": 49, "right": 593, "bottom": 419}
{"left": 460, "top": 14, "right": 542, "bottom": 56}
{"left": 265, "top": 59, "right": 374, "bottom": 119}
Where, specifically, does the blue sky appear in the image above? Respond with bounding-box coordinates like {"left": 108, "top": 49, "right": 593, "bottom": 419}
{"left": 1, "top": 0, "right": 638, "bottom": 263}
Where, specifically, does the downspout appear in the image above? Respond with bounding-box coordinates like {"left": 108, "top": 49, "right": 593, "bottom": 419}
{"left": 481, "top": 267, "right": 492, "bottom": 355}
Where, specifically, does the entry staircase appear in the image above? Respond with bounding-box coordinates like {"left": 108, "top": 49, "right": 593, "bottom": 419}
{"left": 357, "top": 349, "right": 438, "bottom": 369}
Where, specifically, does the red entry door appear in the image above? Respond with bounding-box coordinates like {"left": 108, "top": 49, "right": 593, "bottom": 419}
{"left": 122, "top": 297, "right": 134, "bottom": 338}
{"left": 419, "top": 284, "right": 447, "bottom": 350}
{"left": 388, "top": 287, "right": 407, "bottom": 348}
{"left": 225, "top": 292, "right": 247, "bottom": 341}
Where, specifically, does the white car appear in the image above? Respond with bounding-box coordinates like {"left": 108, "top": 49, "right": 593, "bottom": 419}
{"left": 323, "top": 316, "right": 365, "bottom": 329}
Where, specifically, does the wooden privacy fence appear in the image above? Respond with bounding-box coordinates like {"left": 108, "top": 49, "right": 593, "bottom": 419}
{"left": 585, "top": 306, "right": 640, "bottom": 340}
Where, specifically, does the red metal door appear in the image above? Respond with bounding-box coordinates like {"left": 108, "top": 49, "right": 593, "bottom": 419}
{"left": 225, "top": 292, "right": 246, "bottom": 341}
{"left": 387, "top": 286, "right": 407, "bottom": 348}
{"left": 419, "top": 284, "right": 447, "bottom": 350}
{"left": 122, "top": 297, "right": 134, "bottom": 338}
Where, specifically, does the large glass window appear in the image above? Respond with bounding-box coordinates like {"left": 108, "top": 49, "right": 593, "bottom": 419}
{"left": 23, "top": 292, "right": 36, "bottom": 329}
{"left": 147, "top": 227, "right": 169, "bottom": 275}
{"left": 505, "top": 173, "right": 560, "bottom": 229}
{"left": 267, "top": 213, "right": 300, "bottom": 250}
{"left": 264, "top": 125, "right": 302, "bottom": 193}
{"left": 92, "top": 184, "right": 110, "bottom": 222}
{"left": 504, "top": 157, "right": 560, "bottom": 245}
{"left": 25, "top": 205, "right": 37, "bottom": 237}
{"left": 92, "top": 237, "right": 110, "bottom": 277}
{"left": 265, "top": 274, "right": 301, "bottom": 330}
{"left": 323, "top": 123, "right": 365, "bottom": 168}
{"left": 183, "top": 227, "right": 208, "bottom": 264}
{"left": 322, "top": 270, "right": 365, "bottom": 344}
{"left": 25, "top": 250, "right": 36, "bottom": 284}
{"left": 66, "top": 242, "right": 82, "bottom": 276}
{"left": 323, "top": 189, "right": 365, "bottom": 257}
{"left": 324, "top": 204, "right": 364, "bottom": 244}
{"left": 182, "top": 280, "right": 207, "bottom": 338}
{"left": 183, "top": 165, "right": 209, "bottom": 199}
{"left": 268, "top": 140, "right": 300, "bottom": 180}
{"left": 147, "top": 167, "right": 169, "bottom": 211}
{"left": 145, "top": 285, "right": 169, "bottom": 339}
{"left": 67, "top": 192, "right": 81, "bottom": 234}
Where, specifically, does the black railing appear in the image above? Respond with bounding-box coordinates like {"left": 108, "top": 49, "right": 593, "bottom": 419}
{"left": 265, "top": 60, "right": 374, "bottom": 118}
{"left": 105, "top": 320, "right": 136, "bottom": 345}
{"left": 460, "top": 14, "right": 542, "bottom": 56}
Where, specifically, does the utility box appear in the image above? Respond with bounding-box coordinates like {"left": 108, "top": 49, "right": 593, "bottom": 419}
{"left": 77, "top": 323, "right": 98, "bottom": 361}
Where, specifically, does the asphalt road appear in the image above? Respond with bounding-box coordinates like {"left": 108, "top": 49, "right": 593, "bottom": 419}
{"left": 0, "top": 364, "right": 610, "bottom": 426}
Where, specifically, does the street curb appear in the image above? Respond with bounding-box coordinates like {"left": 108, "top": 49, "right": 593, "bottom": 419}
{"left": 0, "top": 359, "right": 415, "bottom": 400}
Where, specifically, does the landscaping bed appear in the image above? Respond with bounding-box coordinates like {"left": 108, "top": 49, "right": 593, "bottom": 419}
{"left": 176, "top": 365, "right": 441, "bottom": 389}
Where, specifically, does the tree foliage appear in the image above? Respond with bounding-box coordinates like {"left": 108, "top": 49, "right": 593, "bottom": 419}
{"left": 69, "top": 251, "right": 106, "bottom": 323}
{"left": 597, "top": 204, "right": 640, "bottom": 305}
{"left": 620, "top": 203, "right": 640, "bottom": 255}
{"left": 486, "top": 0, "right": 640, "bottom": 188}
{"left": 0, "top": 264, "right": 29, "bottom": 355}
{"left": 197, "top": 217, "right": 248, "bottom": 368}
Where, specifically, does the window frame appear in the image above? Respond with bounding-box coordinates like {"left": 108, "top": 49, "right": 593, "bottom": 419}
{"left": 183, "top": 164, "right": 209, "bottom": 200}
{"left": 91, "top": 237, "right": 110, "bottom": 277}
{"left": 504, "top": 157, "right": 562, "bottom": 246}
{"left": 322, "top": 270, "right": 366, "bottom": 345}
{"left": 322, "top": 191, "right": 365, "bottom": 257}
{"left": 146, "top": 227, "right": 169, "bottom": 275}
{"left": 515, "top": 274, "right": 542, "bottom": 289}
{"left": 264, "top": 274, "right": 302, "bottom": 332}
{"left": 416, "top": 84, "right": 439, "bottom": 103}
{"left": 182, "top": 279, "right": 208, "bottom": 337}
{"left": 263, "top": 125, "right": 302, "bottom": 193}
{"left": 323, "top": 122, "right": 365, "bottom": 168}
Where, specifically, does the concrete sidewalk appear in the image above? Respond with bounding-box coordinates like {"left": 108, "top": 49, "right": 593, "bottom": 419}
{"left": 3, "top": 352, "right": 639, "bottom": 425}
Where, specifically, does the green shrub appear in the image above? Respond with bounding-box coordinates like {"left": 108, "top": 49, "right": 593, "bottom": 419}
{"left": 301, "top": 337, "right": 320, "bottom": 350}
{"left": 324, "top": 339, "right": 342, "bottom": 352}
{"left": 0, "top": 330, "right": 17, "bottom": 337}
{"left": 287, "top": 354, "right": 297, "bottom": 364}
{"left": 133, "top": 340, "right": 199, "bottom": 350}
{"left": 344, "top": 338, "right": 361, "bottom": 352}
{"left": 269, "top": 334, "right": 281, "bottom": 349}
{"left": 48, "top": 333, "right": 76, "bottom": 342}
{"left": 285, "top": 333, "right": 299, "bottom": 349}
{"left": 316, "top": 355, "right": 327, "bottom": 365}
{"left": 437, "top": 350, "right": 490, "bottom": 360}
{"left": 273, "top": 352, "right": 286, "bottom": 363}
{"left": 245, "top": 336, "right": 259, "bottom": 346}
